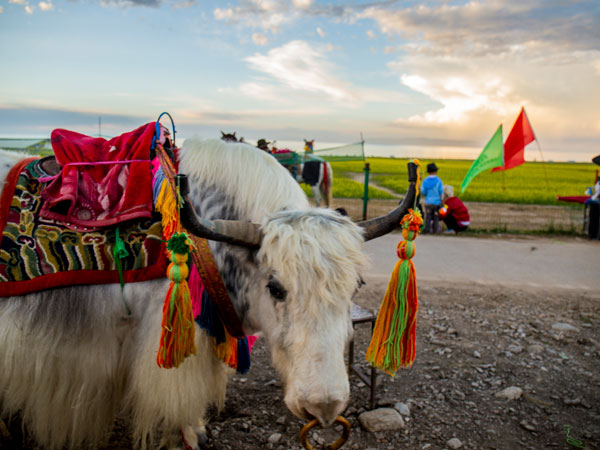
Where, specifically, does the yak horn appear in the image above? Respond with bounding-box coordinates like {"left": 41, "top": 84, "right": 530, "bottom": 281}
{"left": 358, "top": 162, "right": 418, "bottom": 242}
{"left": 177, "top": 174, "right": 263, "bottom": 248}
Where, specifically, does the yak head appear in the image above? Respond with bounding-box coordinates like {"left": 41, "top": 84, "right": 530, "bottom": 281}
{"left": 177, "top": 157, "right": 416, "bottom": 426}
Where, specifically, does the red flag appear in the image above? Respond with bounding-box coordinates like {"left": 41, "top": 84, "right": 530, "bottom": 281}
{"left": 492, "top": 107, "right": 536, "bottom": 172}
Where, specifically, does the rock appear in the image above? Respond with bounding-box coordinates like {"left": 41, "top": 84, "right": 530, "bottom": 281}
{"left": 519, "top": 420, "right": 536, "bottom": 432}
{"left": 275, "top": 416, "right": 286, "bottom": 425}
{"left": 358, "top": 408, "right": 405, "bottom": 432}
{"left": 507, "top": 344, "right": 523, "bottom": 354}
{"left": 473, "top": 350, "right": 481, "bottom": 358}
{"left": 527, "top": 344, "right": 544, "bottom": 354}
{"left": 394, "top": 402, "right": 411, "bottom": 416}
{"left": 447, "top": 437, "right": 463, "bottom": 449}
{"left": 268, "top": 433, "right": 282, "bottom": 444}
{"left": 552, "top": 322, "right": 579, "bottom": 332}
{"left": 495, "top": 386, "right": 523, "bottom": 400}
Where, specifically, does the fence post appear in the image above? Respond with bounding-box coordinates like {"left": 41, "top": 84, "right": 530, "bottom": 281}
{"left": 362, "top": 162, "right": 370, "bottom": 221}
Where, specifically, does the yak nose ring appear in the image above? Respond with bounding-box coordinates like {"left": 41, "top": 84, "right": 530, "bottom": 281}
{"left": 299, "top": 416, "right": 351, "bottom": 450}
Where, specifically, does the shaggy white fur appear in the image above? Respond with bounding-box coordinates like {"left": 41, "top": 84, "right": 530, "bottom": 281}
{"left": 0, "top": 139, "right": 371, "bottom": 448}
{"left": 0, "top": 149, "right": 29, "bottom": 187}
{"left": 179, "top": 138, "right": 310, "bottom": 222}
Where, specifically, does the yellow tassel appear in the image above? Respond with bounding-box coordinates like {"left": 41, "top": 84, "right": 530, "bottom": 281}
{"left": 155, "top": 179, "right": 179, "bottom": 239}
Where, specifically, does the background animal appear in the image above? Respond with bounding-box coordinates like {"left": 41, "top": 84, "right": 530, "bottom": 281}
{"left": 220, "top": 131, "right": 244, "bottom": 143}
{"left": 294, "top": 158, "right": 333, "bottom": 208}
{"left": 0, "top": 140, "right": 414, "bottom": 449}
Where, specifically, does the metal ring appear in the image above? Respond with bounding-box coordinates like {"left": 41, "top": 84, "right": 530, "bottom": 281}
{"left": 299, "top": 416, "right": 351, "bottom": 450}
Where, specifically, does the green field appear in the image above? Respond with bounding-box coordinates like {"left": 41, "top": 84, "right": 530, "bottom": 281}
{"left": 328, "top": 158, "right": 597, "bottom": 205}
{"left": 301, "top": 172, "right": 396, "bottom": 199}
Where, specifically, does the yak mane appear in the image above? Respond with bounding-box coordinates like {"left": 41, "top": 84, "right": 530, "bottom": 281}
{"left": 179, "top": 138, "right": 310, "bottom": 222}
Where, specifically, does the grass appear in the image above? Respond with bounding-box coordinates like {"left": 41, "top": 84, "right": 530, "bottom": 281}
{"left": 301, "top": 169, "right": 396, "bottom": 199}
{"left": 330, "top": 158, "right": 597, "bottom": 205}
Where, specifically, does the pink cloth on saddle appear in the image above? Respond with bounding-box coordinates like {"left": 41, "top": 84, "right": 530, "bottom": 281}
{"left": 40, "top": 123, "right": 156, "bottom": 229}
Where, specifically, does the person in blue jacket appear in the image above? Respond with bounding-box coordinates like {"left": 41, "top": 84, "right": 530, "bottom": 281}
{"left": 420, "top": 162, "right": 444, "bottom": 233}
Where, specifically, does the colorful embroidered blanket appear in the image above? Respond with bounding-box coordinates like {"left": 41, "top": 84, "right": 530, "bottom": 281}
{"left": 0, "top": 158, "right": 168, "bottom": 297}
{"left": 40, "top": 123, "right": 155, "bottom": 229}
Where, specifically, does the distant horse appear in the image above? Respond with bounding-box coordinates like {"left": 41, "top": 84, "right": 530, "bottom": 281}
{"left": 293, "top": 139, "right": 332, "bottom": 208}
{"left": 294, "top": 158, "right": 333, "bottom": 208}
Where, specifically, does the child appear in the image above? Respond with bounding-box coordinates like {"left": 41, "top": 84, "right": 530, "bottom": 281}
{"left": 439, "top": 185, "right": 470, "bottom": 233}
{"left": 420, "top": 163, "right": 444, "bottom": 233}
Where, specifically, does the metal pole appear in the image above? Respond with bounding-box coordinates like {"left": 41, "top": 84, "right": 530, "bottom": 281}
{"left": 362, "top": 162, "right": 370, "bottom": 221}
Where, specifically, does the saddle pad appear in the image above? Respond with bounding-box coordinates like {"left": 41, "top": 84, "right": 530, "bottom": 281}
{"left": 301, "top": 160, "right": 321, "bottom": 185}
{"left": 0, "top": 158, "right": 168, "bottom": 297}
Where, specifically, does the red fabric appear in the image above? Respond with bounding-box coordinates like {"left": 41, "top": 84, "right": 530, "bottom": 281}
{"left": 493, "top": 108, "right": 536, "bottom": 172}
{"left": 557, "top": 196, "right": 590, "bottom": 204}
{"left": 40, "top": 123, "right": 155, "bottom": 229}
{"left": 0, "top": 157, "right": 39, "bottom": 236}
{"left": 445, "top": 197, "right": 470, "bottom": 223}
{"left": 0, "top": 260, "right": 168, "bottom": 297}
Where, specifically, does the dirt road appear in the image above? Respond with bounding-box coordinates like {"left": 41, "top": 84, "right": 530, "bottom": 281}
{"left": 364, "top": 233, "right": 600, "bottom": 291}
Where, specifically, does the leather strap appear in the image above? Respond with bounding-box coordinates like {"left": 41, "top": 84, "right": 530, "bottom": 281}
{"left": 155, "top": 145, "right": 245, "bottom": 338}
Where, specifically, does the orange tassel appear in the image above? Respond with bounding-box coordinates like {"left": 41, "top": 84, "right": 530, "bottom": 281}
{"left": 157, "top": 235, "right": 197, "bottom": 368}
{"left": 366, "top": 209, "right": 422, "bottom": 375}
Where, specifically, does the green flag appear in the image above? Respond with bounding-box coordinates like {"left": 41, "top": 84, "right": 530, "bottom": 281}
{"left": 461, "top": 124, "right": 504, "bottom": 193}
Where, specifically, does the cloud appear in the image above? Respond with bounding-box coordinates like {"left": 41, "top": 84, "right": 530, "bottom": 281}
{"left": 213, "top": 0, "right": 317, "bottom": 32}
{"left": 366, "top": 29, "right": 375, "bottom": 39}
{"left": 358, "top": 1, "right": 600, "bottom": 59}
{"left": 0, "top": 6, "right": 3, "bottom": 13}
{"left": 353, "top": 1, "right": 600, "bottom": 140}
{"left": 8, "top": 0, "right": 26, "bottom": 4}
{"left": 214, "top": 7, "right": 234, "bottom": 20}
{"left": 252, "top": 32, "right": 269, "bottom": 46}
{"left": 172, "top": 0, "right": 195, "bottom": 9}
{"left": 292, "top": 0, "right": 312, "bottom": 8}
{"left": 100, "top": 0, "right": 161, "bottom": 7}
{"left": 316, "top": 27, "right": 325, "bottom": 37}
{"left": 25, "top": 4, "right": 33, "bottom": 13}
{"left": 245, "top": 40, "right": 358, "bottom": 103}
{"left": 38, "top": 1, "right": 54, "bottom": 11}
{"left": 0, "top": 106, "right": 147, "bottom": 137}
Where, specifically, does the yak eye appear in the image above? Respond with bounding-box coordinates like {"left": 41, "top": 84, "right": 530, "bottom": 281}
{"left": 267, "top": 279, "right": 287, "bottom": 301}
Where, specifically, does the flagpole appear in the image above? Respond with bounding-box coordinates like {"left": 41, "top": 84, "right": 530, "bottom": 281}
{"left": 524, "top": 108, "right": 550, "bottom": 191}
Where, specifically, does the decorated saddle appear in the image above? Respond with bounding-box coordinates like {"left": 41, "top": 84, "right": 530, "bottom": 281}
{"left": 1, "top": 116, "right": 254, "bottom": 373}
{"left": 0, "top": 156, "right": 167, "bottom": 297}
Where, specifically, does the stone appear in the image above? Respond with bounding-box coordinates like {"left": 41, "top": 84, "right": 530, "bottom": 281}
{"left": 552, "top": 322, "right": 579, "bottom": 332}
{"left": 275, "top": 416, "right": 286, "bottom": 425}
{"left": 358, "top": 408, "right": 405, "bottom": 432}
{"left": 519, "top": 420, "right": 536, "bottom": 432}
{"left": 495, "top": 386, "right": 523, "bottom": 400}
{"left": 394, "top": 402, "right": 411, "bottom": 416}
{"left": 527, "top": 344, "right": 544, "bottom": 354}
{"left": 507, "top": 344, "right": 523, "bottom": 354}
{"left": 447, "top": 437, "right": 463, "bottom": 449}
{"left": 473, "top": 350, "right": 481, "bottom": 358}
{"left": 268, "top": 433, "right": 282, "bottom": 444}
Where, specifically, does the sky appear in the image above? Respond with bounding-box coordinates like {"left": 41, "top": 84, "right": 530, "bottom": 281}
{"left": 1, "top": 0, "right": 599, "bottom": 161}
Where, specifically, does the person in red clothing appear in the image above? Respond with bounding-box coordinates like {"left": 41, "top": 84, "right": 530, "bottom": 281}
{"left": 439, "top": 185, "right": 470, "bottom": 233}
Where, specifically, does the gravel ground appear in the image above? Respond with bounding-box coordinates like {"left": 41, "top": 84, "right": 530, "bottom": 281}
{"left": 2, "top": 199, "right": 598, "bottom": 450}
{"left": 190, "top": 281, "right": 600, "bottom": 450}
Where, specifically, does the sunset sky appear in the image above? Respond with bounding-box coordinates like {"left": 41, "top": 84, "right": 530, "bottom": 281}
{"left": 1, "top": 0, "right": 598, "bottom": 161}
